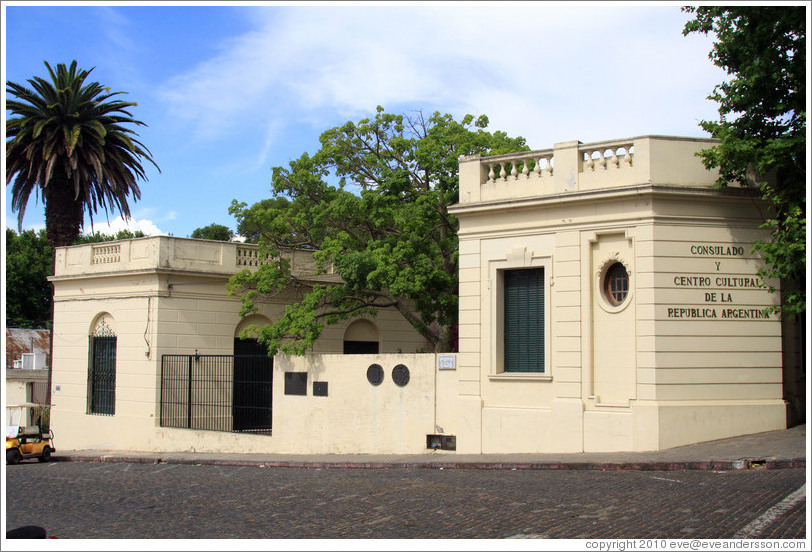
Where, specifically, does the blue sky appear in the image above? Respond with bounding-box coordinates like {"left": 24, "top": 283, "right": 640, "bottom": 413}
{"left": 3, "top": 1, "right": 728, "bottom": 238}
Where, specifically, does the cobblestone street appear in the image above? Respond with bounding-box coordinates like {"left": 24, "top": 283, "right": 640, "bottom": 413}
{"left": 5, "top": 462, "right": 806, "bottom": 540}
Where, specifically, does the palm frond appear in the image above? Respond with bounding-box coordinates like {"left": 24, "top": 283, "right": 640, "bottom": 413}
{"left": 6, "top": 60, "right": 160, "bottom": 247}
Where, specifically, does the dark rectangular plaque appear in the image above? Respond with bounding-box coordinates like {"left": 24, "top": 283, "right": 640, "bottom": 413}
{"left": 313, "top": 381, "right": 328, "bottom": 397}
{"left": 284, "top": 372, "right": 307, "bottom": 396}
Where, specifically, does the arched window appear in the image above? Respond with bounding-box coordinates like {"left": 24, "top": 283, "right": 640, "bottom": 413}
{"left": 343, "top": 320, "right": 380, "bottom": 354}
{"left": 234, "top": 314, "right": 271, "bottom": 355}
{"left": 88, "top": 315, "right": 116, "bottom": 415}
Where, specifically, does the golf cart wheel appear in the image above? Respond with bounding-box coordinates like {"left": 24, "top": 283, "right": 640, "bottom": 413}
{"left": 7, "top": 448, "right": 22, "bottom": 465}
{"left": 38, "top": 447, "right": 52, "bottom": 462}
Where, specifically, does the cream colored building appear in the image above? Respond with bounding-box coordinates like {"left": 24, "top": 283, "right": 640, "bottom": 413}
{"left": 47, "top": 135, "right": 802, "bottom": 455}
{"left": 48, "top": 238, "right": 436, "bottom": 453}
{"left": 450, "top": 135, "right": 799, "bottom": 453}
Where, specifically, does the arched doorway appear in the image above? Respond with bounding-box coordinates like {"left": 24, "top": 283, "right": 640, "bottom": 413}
{"left": 343, "top": 319, "right": 380, "bottom": 354}
{"left": 233, "top": 316, "right": 272, "bottom": 433}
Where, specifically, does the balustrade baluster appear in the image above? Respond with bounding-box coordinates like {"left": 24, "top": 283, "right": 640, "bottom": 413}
{"left": 584, "top": 152, "right": 595, "bottom": 172}
{"left": 596, "top": 151, "right": 606, "bottom": 170}
{"left": 622, "top": 145, "right": 633, "bottom": 167}
{"left": 609, "top": 149, "right": 619, "bottom": 169}
{"left": 488, "top": 164, "right": 495, "bottom": 182}
{"left": 499, "top": 163, "right": 507, "bottom": 180}
{"left": 533, "top": 157, "right": 542, "bottom": 176}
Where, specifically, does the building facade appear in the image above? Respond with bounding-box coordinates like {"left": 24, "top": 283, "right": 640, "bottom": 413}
{"left": 47, "top": 135, "right": 802, "bottom": 455}
{"left": 450, "top": 135, "right": 797, "bottom": 453}
{"left": 48, "top": 238, "right": 434, "bottom": 453}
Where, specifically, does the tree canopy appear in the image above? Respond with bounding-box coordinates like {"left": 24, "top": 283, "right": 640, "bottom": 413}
{"left": 683, "top": 6, "right": 806, "bottom": 315}
{"left": 6, "top": 228, "right": 53, "bottom": 329}
{"left": 191, "top": 223, "right": 235, "bottom": 241}
{"left": 228, "top": 108, "right": 527, "bottom": 354}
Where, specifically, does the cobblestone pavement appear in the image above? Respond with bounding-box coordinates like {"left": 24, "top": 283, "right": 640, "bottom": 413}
{"left": 5, "top": 462, "right": 806, "bottom": 540}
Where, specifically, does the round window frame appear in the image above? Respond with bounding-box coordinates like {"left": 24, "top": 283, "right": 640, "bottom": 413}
{"left": 604, "top": 262, "right": 629, "bottom": 306}
{"left": 597, "top": 259, "right": 633, "bottom": 314}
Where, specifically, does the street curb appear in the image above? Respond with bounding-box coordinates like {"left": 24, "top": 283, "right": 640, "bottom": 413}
{"left": 53, "top": 455, "right": 806, "bottom": 471}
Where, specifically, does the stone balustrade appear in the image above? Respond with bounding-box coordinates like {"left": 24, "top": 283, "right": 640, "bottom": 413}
{"left": 91, "top": 243, "right": 122, "bottom": 265}
{"left": 580, "top": 142, "right": 634, "bottom": 172}
{"left": 236, "top": 245, "right": 265, "bottom": 267}
{"left": 484, "top": 151, "right": 555, "bottom": 183}
{"left": 54, "top": 236, "right": 332, "bottom": 280}
{"left": 458, "top": 135, "right": 722, "bottom": 205}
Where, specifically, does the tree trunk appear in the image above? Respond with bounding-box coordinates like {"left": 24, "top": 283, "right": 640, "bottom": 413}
{"left": 44, "top": 177, "right": 84, "bottom": 248}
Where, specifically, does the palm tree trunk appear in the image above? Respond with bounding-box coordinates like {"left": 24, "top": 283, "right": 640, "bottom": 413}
{"left": 44, "top": 178, "right": 84, "bottom": 249}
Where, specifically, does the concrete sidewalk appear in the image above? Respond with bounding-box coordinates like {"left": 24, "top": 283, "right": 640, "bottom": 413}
{"left": 52, "top": 424, "right": 807, "bottom": 471}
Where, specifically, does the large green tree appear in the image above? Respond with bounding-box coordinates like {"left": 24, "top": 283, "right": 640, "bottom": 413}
{"left": 5, "top": 228, "right": 52, "bottom": 329}
{"left": 191, "top": 223, "right": 235, "bottom": 241}
{"left": 5, "top": 228, "right": 146, "bottom": 329}
{"left": 683, "top": 6, "right": 806, "bottom": 315}
{"left": 228, "top": 108, "right": 527, "bottom": 354}
{"left": 6, "top": 60, "right": 159, "bottom": 249}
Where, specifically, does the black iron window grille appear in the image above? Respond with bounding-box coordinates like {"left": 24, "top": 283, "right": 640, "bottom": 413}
{"left": 88, "top": 320, "right": 116, "bottom": 415}
{"left": 160, "top": 354, "right": 273, "bottom": 435}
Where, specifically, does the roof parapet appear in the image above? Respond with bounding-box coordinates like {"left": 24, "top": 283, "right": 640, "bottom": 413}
{"left": 458, "top": 135, "right": 723, "bottom": 205}
{"left": 51, "top": 237, "right": 332, "bottom": 280}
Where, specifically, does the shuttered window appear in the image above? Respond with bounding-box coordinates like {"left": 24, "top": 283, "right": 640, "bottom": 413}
{"left": 504, "top": 268, "right": 545, "bottom": 373}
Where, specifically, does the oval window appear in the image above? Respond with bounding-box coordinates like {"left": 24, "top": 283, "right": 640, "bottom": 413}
{"left": 604, "top": 262, "right": 629, "bottom": 306}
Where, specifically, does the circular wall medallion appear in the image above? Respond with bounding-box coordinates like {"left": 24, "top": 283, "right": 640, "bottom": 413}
{"left": 392, "top": 364, "right": 410, "bottom": 387}
{"left": 367, "top": 364, "right": 384, "bottom": 386}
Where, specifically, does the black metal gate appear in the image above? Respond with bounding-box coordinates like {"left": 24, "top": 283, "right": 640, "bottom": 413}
{"left": 160, "top": 354, "right": 273, "bottom": 434}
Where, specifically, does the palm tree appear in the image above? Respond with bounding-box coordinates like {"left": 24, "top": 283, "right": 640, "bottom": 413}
{"left": 6, "top": 60, "right": 159, "bottom": 248}
{"left": 7, "top": 60, "right": 159, "bottom": 410}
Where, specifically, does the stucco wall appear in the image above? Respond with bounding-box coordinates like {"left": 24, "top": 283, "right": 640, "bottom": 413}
{"left": 452, "top": 136, "right": 788, "bottom": 454}
{"left": 51, "top": 350, "right": 455, "bottom": 454}
{"left": 271, "top": 354, "right": 456, "bottom": 454}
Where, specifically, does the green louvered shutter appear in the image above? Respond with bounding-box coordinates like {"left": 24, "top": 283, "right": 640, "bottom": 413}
{"left": 504, "top": 268, "right": 544, "bottom": 372}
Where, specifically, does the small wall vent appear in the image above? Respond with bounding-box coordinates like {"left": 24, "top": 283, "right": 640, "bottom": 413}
{"left": 426, "top": 434, "right": 456, "bottom": 451}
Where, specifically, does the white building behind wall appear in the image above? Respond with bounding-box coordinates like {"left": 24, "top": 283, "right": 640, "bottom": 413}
{"left": 47, "top": 135, "right": 803, "bottom": 456}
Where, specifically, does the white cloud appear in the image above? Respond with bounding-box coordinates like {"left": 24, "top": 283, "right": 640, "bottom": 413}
{"left": 86, "top": 217, "right": 164, "bottom": 237}
{"left": 157, "top": 4, "right": 725, "bottom": 150}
